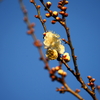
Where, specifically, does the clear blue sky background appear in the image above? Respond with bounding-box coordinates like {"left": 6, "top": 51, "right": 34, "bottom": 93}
{"left": 0, "top": 0, "right": 100, "bottom": 100}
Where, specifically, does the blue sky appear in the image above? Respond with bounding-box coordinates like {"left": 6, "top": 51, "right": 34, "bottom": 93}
{"left": 0, "top": 0, "right": 100, "bottom": 100}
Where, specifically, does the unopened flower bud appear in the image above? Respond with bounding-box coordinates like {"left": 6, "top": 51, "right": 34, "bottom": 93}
{"left": 27, "top": 30, "right": 31, "bottom": 35}
{"left": 87, "top": 83, "right": 91, "bottom": 86}
{"left": 43, "top": 19, "right": 46, "bottom": 23}
{"left": 61, "top": 7, "right": 67, "bottom": 11}
{"left": 87, "top": 76, "right": 92, "bottom": 80}
{"left": 52, "top": 11, "right": 58, "bottom": 17}
{"left": 87, "top": 82, "right": 94, "bottom": 86}
{"left": 46, "top": 1, "right": 52, "bottom": 7}
{"left": 56, "top": 88, "right": 61, "bottom": 91}
{"left": 45, "top": 13, "right": 51, "bottom": 18}
{"left": 30, "top": 0, "right": 34, "bottom": 3}
{"left": 49, "top": 70, "right": 54, "bottom": 75}
{"left": 74, "top": 55, "right": 77, "bottom": 60}
{"left": 59, "top": 11, "right": 65, "bottom": 15}
{"left": 31, "top": 23, "right": 35, "bottom": 27}
{"left": 37, "top": 5, "right": 41, "bottom": 9}
{"left": 49, "top": 10, "right": 53, "bottom": 14}
{"left": 62, "top": 72, "right": 67, "bottom": 77}
{"left": 60, "top": 21, "right": 65, "bottom": 26}
{"left": 51, "top": 20, "right": 56, "bottom": 24}
{"left": 75, "top": 89, "right": 80, "bottom": 93}
{"left": 57, "top": 5, "right": 62, "bottom": 9}
{"left": 51, "top": 67, "right": 56, "bottom": 72}
{"left": 27, "top": 28, "right": 34, "bottom": 35}
{"left": 62, "top": 53, "right": 70, "bottom": 62}
{"left": 43, "top": 32, "right": 46, "bottom": 36}
{"left": 90, "top": 82, "right": 94, "bottom": 86}
{"left": 55, "top": 66, "right": 61, "bottom": 71}
{"left": 34, "top": 15, "right": 39, "bottom": 18}
{"left": 56, "top": 17, "right": 61, "bottom": 21}
{"left": 51, "top": 75, "right": 56, "bottom": 81}
{"left": 97, "top": 85, "right": 100, "bottom": 89}
{"left": 23, "top": 16, "right": 28, "bottom": 22}
{"left": 23, "top": 9, "right": 27, "bottom": 14}
{"left": 61, "top": 86, "right": 65, "bottom": 89}
{"left": 64, "top": 13, "right": 68, "bottom": 17}
{"left": 28, "top": 23, "right": 35, "bottom": 29}
{"left": 33, "top": 40, "right": 42, "bottom": 47}
{"left": 91, "top": 78, "right": 96, "bottom": 82}
{"left": 30, "top": 28, "right": 34, "bottom": 33}
{"left": 58, "top": 1, "right": 63, "bottom": 5}
{"left": 65, "top": 1, "right": 69, "bottom": 4}
{"left": 58, "top": 69, "right": 63, "bottom": 75}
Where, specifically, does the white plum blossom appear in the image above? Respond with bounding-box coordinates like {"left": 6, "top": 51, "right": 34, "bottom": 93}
{"left": 43, "top": 31, "right": 60, "bottom": 48}
{"left": 46, "top": 48, "right": 58, "bottom": 60}
{"left": 43, "top": 31, "right": 65, "bottom": 59}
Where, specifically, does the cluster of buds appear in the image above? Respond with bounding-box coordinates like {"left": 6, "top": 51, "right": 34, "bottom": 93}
{"left": 45, "top": 1, "right": 52, "bottom": 17}
{"left": 34, "top": 5, "right": 47, "bottom": 24}
{"left": 58, "top": 0, "right": 69, "bottom": 5}
{"left": 50, "top": 11, "right": 61, "bottom": 24}
{"left": 87, "top": 76, "right": 96, "bottom": 87}
{"left": 49, "top": 66, "right": 67, "bottom": 81}
{"left": 56, "top": 86, "right": 66, "bottom": 93}
{"left": 58, "top": 1, "right": 68, "bottom": 9}
{"left": 34, "top": 4, "right": 47, "bottom": 24}
{"left": 58, "top": 0, "right": 69, "bottom": 17}
{"left": 21, "top": 2, "right": 35, "bottom": 35}
{"left": 44, "top": 1, "right": 69, "bottom": 24}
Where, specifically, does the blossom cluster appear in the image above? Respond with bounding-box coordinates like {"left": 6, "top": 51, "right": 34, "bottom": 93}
{"left": 43, "top": 31, "right": 70, "bottom": 61}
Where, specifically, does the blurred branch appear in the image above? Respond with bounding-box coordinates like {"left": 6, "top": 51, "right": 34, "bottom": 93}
{"left": 19, "top": 0, "right": 50, "bottom": 71}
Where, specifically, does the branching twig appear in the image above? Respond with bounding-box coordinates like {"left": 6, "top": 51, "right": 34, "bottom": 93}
{"left": 19, "top": 0, "right": 98, "bottom": 100}
{"left": 19, "top": 0, "right": 85, "bottom": 100}
{"left": 39, "top": 0, "right": 98, "bottom": 100}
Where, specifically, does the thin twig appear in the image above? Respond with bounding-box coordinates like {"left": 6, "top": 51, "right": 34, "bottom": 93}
{"left": 62, "top": 80, "right": 84, "bottom": 100}
{"left": 31, "top": 0, "right": 47, "bottom": 32}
